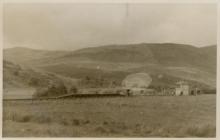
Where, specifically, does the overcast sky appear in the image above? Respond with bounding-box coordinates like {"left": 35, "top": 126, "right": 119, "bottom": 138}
{"left": 4, "top": 3, "right": 217, "bottom": 50}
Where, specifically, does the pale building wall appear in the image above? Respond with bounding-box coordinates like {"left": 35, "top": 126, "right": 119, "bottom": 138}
{"left": 175, "top": 85, "right": 189, "bottom": 96}
{"left": 175, "top": 88, "right": 182, "bottom": 96}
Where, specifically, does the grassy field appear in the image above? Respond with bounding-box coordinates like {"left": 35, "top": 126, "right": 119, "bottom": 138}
{"left": 3, "top": 95, "right": 216, "bottom": 137}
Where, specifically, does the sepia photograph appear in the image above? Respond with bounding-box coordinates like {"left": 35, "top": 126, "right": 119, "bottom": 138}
{"left": 2, "top": 1, "right": 217, "bottom": 138}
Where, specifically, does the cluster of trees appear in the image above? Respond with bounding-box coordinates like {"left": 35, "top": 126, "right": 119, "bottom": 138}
{"left": 32, "top": 75, "right": 122, "bottom": 98}
{"left": 33, "top": 82, "right": 68, "bottom": 98}
{"left": 79, "top": 76, "right": 120, "bottom": 88}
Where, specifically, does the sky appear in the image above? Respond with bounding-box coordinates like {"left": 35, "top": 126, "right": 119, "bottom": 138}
{"left": 3, "top": 3, "right": 217, "bottom": 50}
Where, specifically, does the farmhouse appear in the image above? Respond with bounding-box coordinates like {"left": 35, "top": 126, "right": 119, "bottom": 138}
{"left": 175, "top": 81, "right": 189, "bottom": 95}
{"left": 174, "top": 81, "right": 199, "bottom": 96}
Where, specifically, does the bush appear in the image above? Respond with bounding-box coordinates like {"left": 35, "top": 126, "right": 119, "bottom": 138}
{"left": 72, "top": 119, "right": 80, "bottom": 126}
{"left": 13, "top": 71, "right": 19, "bottom": 76}
{"left": 184, "top": 125, "right": 216, "bottom": 137}
{"left": 70, "top": 86, "right": 78, "bottom": 94}
{"left": 29, "top": 77, "right": 40, "bottom": 86}
{"left": 14, "top": 115, "right": 31, "bottom": 123}
{"left": 33, "top": 82, "right": 68, "bottom": 98}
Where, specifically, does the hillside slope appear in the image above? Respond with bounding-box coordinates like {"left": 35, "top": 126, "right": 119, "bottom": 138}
{"left": 3, "top": 43, "right": 217, "bottom": 88}
{"left": 3, "top": 60, "right": 77, "bottom": 99}
{"left": 3, "top": 47, "right": 67, "bottom": 66}
{"left": 58, "top": 43, "right": 216, "bottom": 72}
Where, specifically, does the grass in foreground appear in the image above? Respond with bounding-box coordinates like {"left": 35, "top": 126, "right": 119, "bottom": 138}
{"left": 3, "top": 95, "right": 216, "bottom": 137}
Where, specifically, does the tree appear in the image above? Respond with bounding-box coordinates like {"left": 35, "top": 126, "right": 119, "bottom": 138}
{"left": 28, "top": 77, "right": 39, "bottom": 86}
{"left": 32, "top": 82, "right": 68, "bottom": 98}
{"left": 70, "top": 86, "right": 78, "bottom": 94}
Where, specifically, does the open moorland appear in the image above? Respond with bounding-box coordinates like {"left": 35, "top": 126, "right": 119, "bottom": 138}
{"left": 3, "top": 95, "right": 216, "bottom": 137}
{"left": 3, "top": 44, "right": 217, "bottom": 137}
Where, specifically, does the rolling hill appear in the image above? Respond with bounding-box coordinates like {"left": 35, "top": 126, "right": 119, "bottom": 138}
{"left": 3, "top": 60, "right": 78, "bottom": 99}
{"left": 3, "top": 47, "right": 68, "bottom": 66}
{"left": 3, "top": 43, "right": 217, "bottom": 89}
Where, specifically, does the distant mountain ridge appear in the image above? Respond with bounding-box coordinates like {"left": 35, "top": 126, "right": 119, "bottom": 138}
{"left": 61, "top": 43, "right": 216, "bottom": 71}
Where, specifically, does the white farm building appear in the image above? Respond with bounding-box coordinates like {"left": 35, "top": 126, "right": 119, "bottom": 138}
{"left": 174, "top": 81, "right": 199, "bottom": 96}
{"left": 175, "top": 82, "right": 190, "bottom": 96}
